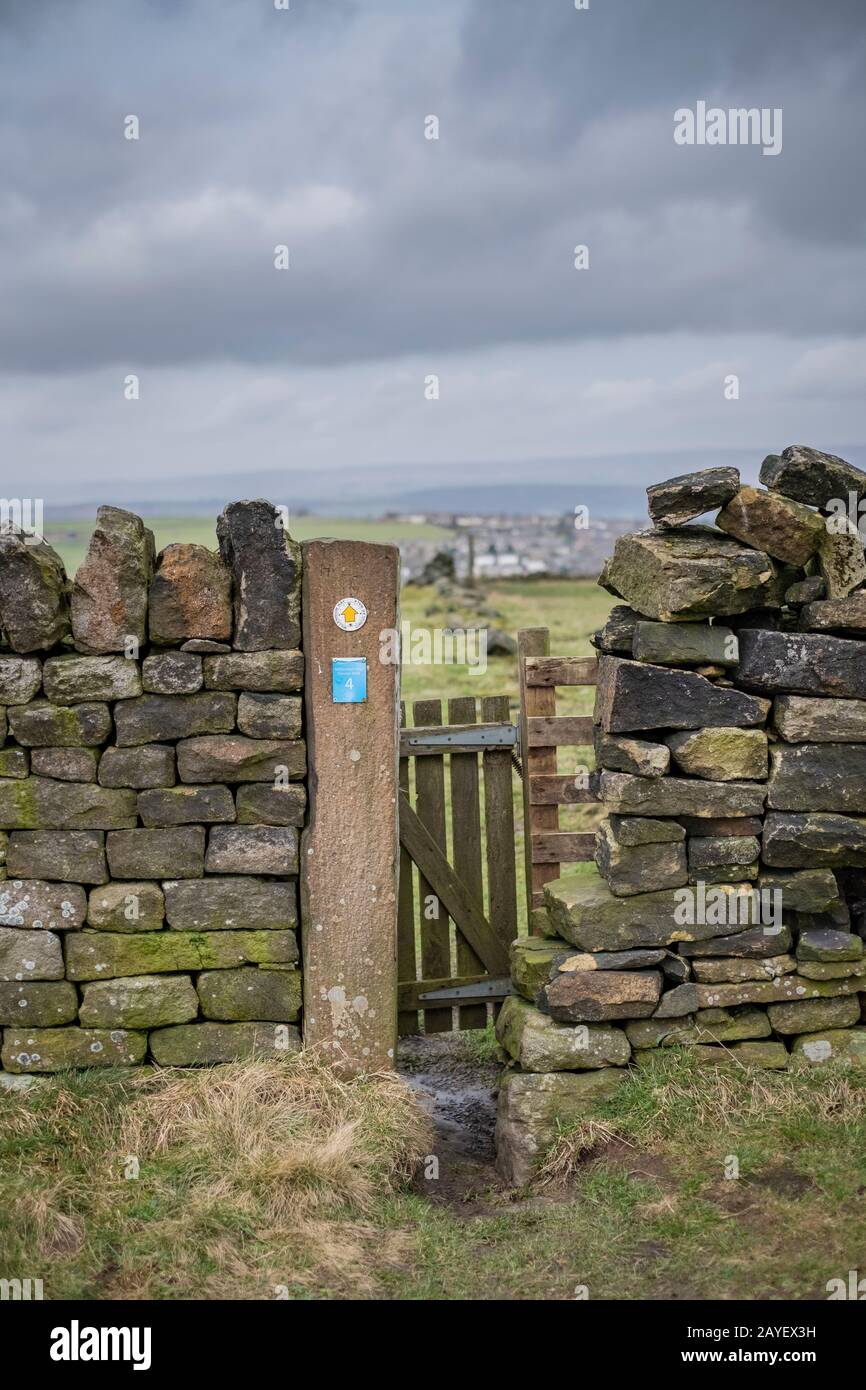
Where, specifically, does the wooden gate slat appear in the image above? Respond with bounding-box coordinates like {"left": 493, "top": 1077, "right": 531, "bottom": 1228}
{"left": 397, "top": 702, "right": 419, "bottom": 1036}
{"left": 531, "top": 830, "right": 596, "bottom": 863}
{"left": 482, "top": 693, "right": 517, "bottom": 1018}
{"left": 518, "top": 629, "right": 560, "bottom": 917}
{"left": 398, "top": 794, "right": 510, "bottom": 976}
{"left": 530, "top": 773, "right": 597, "bottom": 804}
{"left": 448, "top": 696, "right": 486, "bottom": 1029}
{"left": 412, "top": 699, "right": 452, "bottom": 1033}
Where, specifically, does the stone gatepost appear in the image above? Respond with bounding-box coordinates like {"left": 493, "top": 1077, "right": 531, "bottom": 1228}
{"left": 300, "top": 540, "right": 400, "bottom": 1070}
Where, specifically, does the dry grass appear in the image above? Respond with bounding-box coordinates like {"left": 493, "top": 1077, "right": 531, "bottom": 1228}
{"left": 0, "top": 1052, "right": 432, "bottom": 1300}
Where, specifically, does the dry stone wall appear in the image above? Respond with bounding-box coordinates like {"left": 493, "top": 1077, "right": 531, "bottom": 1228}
{"left": 0, "top": 501, "right": 305, "bottom": 1074}
{"left": 496, "top": 445, "right": 866, "bottom": 1184}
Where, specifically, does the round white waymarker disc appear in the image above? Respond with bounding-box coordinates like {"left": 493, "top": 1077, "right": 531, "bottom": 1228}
{"left": 333, "top": 597, "right": 368, "bottom": 632}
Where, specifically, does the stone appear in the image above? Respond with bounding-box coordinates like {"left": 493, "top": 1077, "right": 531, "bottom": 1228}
{"left": 42, "top": 653, "right": 142, "bottom": 704}
{"left": 98, "top": 744, "right": 176, "bottom": 790}
{"left": 688, "top": 836, "right": 760, "bottom": 869}
{"left": 177, "top": 736, "right": 305, "bottom": 783}
{"left": 679, "top": 925, "right": 792, "bottom": 958}
{"left": 148, "top": 543, "right": 233, "bottom": 645}
{"left": 114, "top": 692, "right": 236, "bottom": 747}
{"left": 0, "top": 530, "right": 70, "bottom": 652}
{"left": 661, "top": 954, "right": 691, "bottom": 982}
{"left": 106, "top": 827, "right": 205, "bottom": 879}
{"left": 715, "top": 486, "right": 824, "bottom": 565}
{"left": 510, "top": 936, "right": 569, "bottom": 1000}
{"left": 545, "top": 869, "right": 757, "bottom": 951}
{"left": 789, "top": 1029, "right": 866, "bottom": 1066}
{"left": 691, "top": 954, "right": 796, "bottom": 983}
{"left": 197, "top": 966, "right": 301, "bottom": 1022}
{"left": 79, "top": 974, "right": 198, "bottom": 1029}
{"left": 768, "top": 743, "right": 866, "bottom": 814}
{"left": 756, "top": 870, "right": 840, "bottom": 914}
{"left": 652, "top": 982, "right": 699, "bottom": 1018}
{"left": 0, "top": 748, "right": 29, "bottom": 778}
{"left": 593, "top": 730, "right": 669, "bottom": 778}
{"left": 554, "top": 947, "right": 670, "bottom": 974}
{"left": 1, "top": 1027, "right": 146, "bottom": 1072}
{"left": 738, "top": 629, "right": 866, "bottom": 701}
{"left": 696, "top": 974, "right": 864, "bottom": 1008}
{"left": 236, "top": 693, "right": 303, "bottom": 740}
{"left": 8, "top": 701, "right": 112, "bottom": 748}
{"left": 592, "top": 605, "right": 642, "bottom": 654}
{"left": 204, "top": 825, "right": 298, "bottom": 876}
{"left": 496, "top": 996, "right": 630, "bottom": 1071}
{"left": 6, "top": 830, "right": 107, "bottom": 883}
{"left": 235, "top": 784, "right": 306, "bottom": 827}
{"left": 0, "top": 980, "right": 77, "bottom": 1026}
{"left": 763, "top": 812, "right": 866, "bottom": 868}
{"left": 626, "top": 1008, "right": 772, "bottom": 1048}
{"left": 595, "top": 819, "right": 686, "bottom": 897}
{"left": 71, "top": 506, "right": 155, "bottom": 653}
{"left": 141, "top": 650, "right": 203, "bottom": 695}
{"left": 690, "top": 862, "right": 759, "bottom": 885}
{"left": 768, "top": 995, "right": 860, "bottom": 1036}
{"left": 800, "top": 594, "right": 866, "bottom": 633}
{"left": 65, "top": 928, "right": 298, "bottom": 980}
{"left": 646, "top": 466, "right": 740, "bottom": 528}
{"left": 137, "top": 785, "right": 235, "bottom": 827}
{"left": 180, "top": 639, "right": 231, "bottom": 653}
{"left": 797, "top": 959, "right": 866, "bottom": 980}
{"left": 203, "top": 650, "right": 304, "bottom": 693}
{"left": 149, "top": 1020, "right": 300, "bottom": 1066}
{"left": 599, "top": 526, "right": 783, "bottom": 622}
{"left": 30, "top": 747, "right": 99, "bottom": 782}
{"left": 87, "top": 882, "right": 164, "bottom": 932}
{"left": 816, "top": 518, "right": 866, "bottom": 599}
{"left": 786, "top": 577, "right": 826, "bottom": 604}
{"left": 0, "top": 926, "right": 63, "bottom": 980}
{"left": 0, "top": 879, "right": 85, "bottom": 930}
{"left": 595, "top": 656, "right": 769, "bottom": 734}
{"left": 699, "top": 1041, "right": 789, "bottom": 1069}
{"left": 760, "top": 445, "right": 866, "bottom": 511}
{"left": 541, "top": 969, "right": 662, "bottom": 1023}
{"left": 679, "top": 815, "right": 764, "bottom": 837}
{"left": 599, "top": 770, "right": 765, "bottom": 819}
{"left": 607, "top": 815, "right": 685, "bottom": 847}
{"left": 0, "top": 778, "right": 136, "bottom": 830}
{"left": 495, "top": 1069, "right": 628, "bottom": 1186}
{"left": 163, "top": 876, "right": 297, "bottom": 930}
{"left": 666, "top": 727, "right": 767, "bottom": 782}
{"left": 217, "top": 499, "right": 302, "bottom": 650}
{"left": 797, "top": 928, "right": 862, "bottom": 962}
{"left": 0, "top": 656, "right": 41, "bottom": 704}
{"left": 631, "top": 620, "right": 738, "bottom": 667}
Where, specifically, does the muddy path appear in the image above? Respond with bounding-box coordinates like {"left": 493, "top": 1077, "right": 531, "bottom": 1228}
{"left": 398, "top": 1033, "right": 503, "bottom": 1211}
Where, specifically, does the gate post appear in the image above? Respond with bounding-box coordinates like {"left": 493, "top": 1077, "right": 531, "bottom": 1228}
{"left": 300, "top": 539, "right": 400, "bottom": 1070}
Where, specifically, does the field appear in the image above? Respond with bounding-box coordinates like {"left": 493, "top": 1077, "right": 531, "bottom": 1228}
{"left": 3, "top": 516, "right": 860, "bottom": 1303}
{"left": 3, "top": 1045, "right": 866, "bottom": 1301}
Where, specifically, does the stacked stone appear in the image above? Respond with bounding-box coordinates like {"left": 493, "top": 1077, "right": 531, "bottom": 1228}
{"left": 496, "top": 445, "right": 866, "bottom": 1183}
{"left": 0, "top": 501, "right": 305, "bottom": 1074}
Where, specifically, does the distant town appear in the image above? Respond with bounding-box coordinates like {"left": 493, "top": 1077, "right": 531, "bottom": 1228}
{"left": 389, "top": 510, "right": 644, "bottom": 583}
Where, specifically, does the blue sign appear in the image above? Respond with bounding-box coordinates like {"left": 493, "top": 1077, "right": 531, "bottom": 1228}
{"left": 332, "top": 657, "right": 367, "bottom": 703}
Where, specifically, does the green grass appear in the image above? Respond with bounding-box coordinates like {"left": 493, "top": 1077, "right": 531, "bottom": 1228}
{"left": 4, "top": 1050, "right": 865, "bottom": 1300}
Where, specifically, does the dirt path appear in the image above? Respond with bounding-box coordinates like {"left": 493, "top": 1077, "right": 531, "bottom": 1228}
{"left": 399, "top": 1033, "right": 503, "bottom": 1210}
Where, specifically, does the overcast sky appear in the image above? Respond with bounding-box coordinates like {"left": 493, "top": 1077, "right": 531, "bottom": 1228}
{"left": 1, "top": 0, "right": 865, "bottom": 504}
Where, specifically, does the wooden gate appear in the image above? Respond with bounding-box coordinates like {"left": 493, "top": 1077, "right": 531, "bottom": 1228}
{"left": 397, "top": 696, "right": 518, "bottom": 1034}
